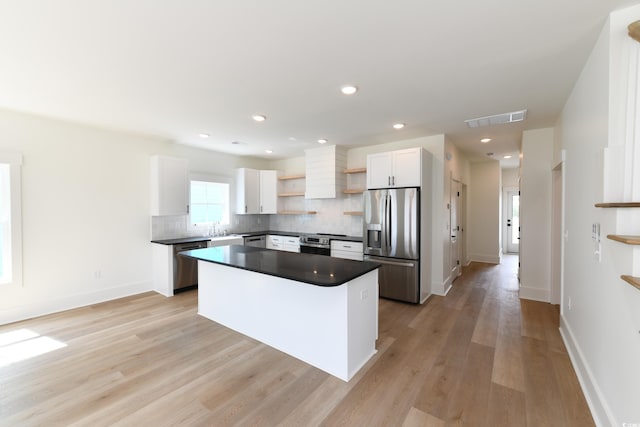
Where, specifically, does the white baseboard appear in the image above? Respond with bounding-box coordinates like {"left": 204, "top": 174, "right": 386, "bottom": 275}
{"left": 518, "top": 285, "right": 550, "bottom": 302}
{"left": 431, "top": 276, "right": 452, "bottom": 296}
{"left": 559, "top": 315, "right": 615, "bottom": 427}
{"left": 468, "top": 253, "right": 501, "bottom": 264}
{"left": 0, "top": 281, "right": 153, "bottom": 325}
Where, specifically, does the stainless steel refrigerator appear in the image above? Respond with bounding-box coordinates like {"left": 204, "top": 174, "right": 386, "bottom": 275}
{"left": 363, "top": 187, "right": 420, "bottom": 303}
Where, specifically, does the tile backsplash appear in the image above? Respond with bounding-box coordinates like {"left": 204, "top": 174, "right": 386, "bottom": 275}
{"left": 151, "top": 197, "right": 363, "bottom": 240}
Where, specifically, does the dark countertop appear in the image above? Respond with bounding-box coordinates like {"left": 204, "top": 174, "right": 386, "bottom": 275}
{"left": 180, "top": 245, "right": 379, "bottom": 287}
{"left": 151, "top": 236, "right": 212, "bottom": 245}
{"left": 239, "top": 230, "right": 363, "bottom": 243}
{"left": 151, "top": 231, "right": 363, "bottom": 245}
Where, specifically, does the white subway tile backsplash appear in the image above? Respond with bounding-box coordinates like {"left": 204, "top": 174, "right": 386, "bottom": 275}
{"left": 151, "top": 197, "right": 363, "bottom": 240}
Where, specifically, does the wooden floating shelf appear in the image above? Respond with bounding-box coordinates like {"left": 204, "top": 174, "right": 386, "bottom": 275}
{"left": 278, "top": 174, "right": 305, "bottom": 180}
{"left": 344, "top": 167, "right": 367, "bottom": 174}
{"left": 278, "top": 192, "right": 305, "bottom": 197}
{"left": 607, "top": 235, "right": 640, "bottom": 245}
{"left": 595, "top": 202, "right": 640, "bottom": 208}
{"left": 343, "top": 189, "right": 365, "bottom": 194}
{"left": 278, "top": 210, "right": 317, "bottom": 215}
{"left": 621, "top": 275, "right": 640, "bottom": 290}
{"left": 344, "top": 211, "right": 363, "bottom": 216}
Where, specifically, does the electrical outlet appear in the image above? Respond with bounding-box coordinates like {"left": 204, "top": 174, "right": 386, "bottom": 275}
{"left": 94, "top": 270, "right": 102, "bottom": 280}
{"left": 568, "top": 297, "right": 572, "bottom": 311}
{"left": 360, "top": 289, "right": 368, "bottom": 300}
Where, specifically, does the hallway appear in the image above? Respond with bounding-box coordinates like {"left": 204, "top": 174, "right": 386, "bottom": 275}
{"left": 0, "top": 257, "right": 593, "bottom": 426}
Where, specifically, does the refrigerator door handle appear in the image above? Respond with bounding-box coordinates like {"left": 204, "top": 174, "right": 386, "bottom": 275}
{"left": 365, "top": 257, "right": 415, "bottom": 268}
{"left": 387, "top": 195, "right": 392, "bottom": 251}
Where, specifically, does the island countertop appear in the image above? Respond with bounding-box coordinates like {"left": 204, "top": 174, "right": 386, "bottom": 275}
{"left": 180, "top": 245, "right": 380, "bottom": 287}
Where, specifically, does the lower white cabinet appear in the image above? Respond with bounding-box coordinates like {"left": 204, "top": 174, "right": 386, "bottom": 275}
{"left": 266, "top": 235, "right": 283, "bottom": 250}
{"left": 267, "top": 235, "right": 300, "bottom": 252}
{"left": 283, "top": 236, "right": 300, "bottom": 253}
{"left": 330, "top": 241, "right": 364, "bottom": 261}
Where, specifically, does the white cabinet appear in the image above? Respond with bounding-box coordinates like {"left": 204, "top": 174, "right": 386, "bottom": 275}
{"left": 366, "top": 147, "right": 422, "bottom": 189}
{"left": 259, "top": 170, "right": 278, "bottom": 214}
{"left": 305, "top": 145, "right": 346, "bottom": 199}
{"left": 150, "top": 155, "right": 188, "bottom": 216}
{"left": 283, "top": 236, "right": 300, "bottom": 253}
{"left": 267, "top": 235, "right": 300, "bottom": 252}
{"left": 330, "top": 241, "right": 364, "bottom": 261}
{"left": 266, "top": 235, "right": 283, "bottom": 250}
{"left": 236, "top": 168, "right": 278, "bottom": 214}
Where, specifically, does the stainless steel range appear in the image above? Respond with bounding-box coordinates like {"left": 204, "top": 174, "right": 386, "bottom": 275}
{"left": 299, "top": 233, "right": 346, "bottom": 256}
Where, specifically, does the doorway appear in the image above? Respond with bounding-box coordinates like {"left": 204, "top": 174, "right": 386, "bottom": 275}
{"left": 450, "top": 178, "right": 461, "bottom": 279}
{"left": 505, "top": 190, "right": 520, "bottom": 253}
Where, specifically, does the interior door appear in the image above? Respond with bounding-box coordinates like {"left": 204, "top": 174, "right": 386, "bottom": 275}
{"left": 506, "top": 190, "right": 520, "bottom": 253}
{"left": 450, "top": 178, "right": 461, "bottom": 278}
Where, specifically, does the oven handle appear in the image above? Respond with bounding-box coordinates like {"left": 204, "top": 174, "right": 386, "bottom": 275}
{"left": 300, "top": 243, "right": 331, "bottom": 249}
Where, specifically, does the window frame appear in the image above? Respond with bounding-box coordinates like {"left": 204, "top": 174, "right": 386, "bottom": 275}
{"left": 188, "top": 173, "right": 231, "bottom": 226}
{"left": 0, "top": 152, "right": 23, "bottom": 287}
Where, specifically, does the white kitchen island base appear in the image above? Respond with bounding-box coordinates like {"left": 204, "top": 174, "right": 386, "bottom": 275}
{"left": 197, "top": 261, "right": 378, "bottom": 381}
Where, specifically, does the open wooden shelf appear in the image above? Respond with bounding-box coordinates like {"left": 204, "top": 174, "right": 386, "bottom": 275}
{"left": 344, "top": 211, "right": 363, "bottom": 216}
{"left": 343, "top": 189, "right": 365, "bottom": 194}
{"left": 278, "top": 192, "right": 305, "bottom": 197}
{"left": 595, "top": 202, "right": 640, "bottom": 208}
{"left": 277, "top": 210, "right": 317, "bottom": 215}
{"left": 344, "top": 167, "right": 366, "bottom": 174}
{"left": 278, "top": 174, "right": 305, "bottom": 180}
{"left": 621, "top": 275, "right": 640, "bottom": 290}
{"left": 607, "top": 235, "right": 640, "bottom": 245}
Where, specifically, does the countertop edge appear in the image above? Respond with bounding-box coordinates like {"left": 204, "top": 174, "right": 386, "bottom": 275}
{"left": 180, "top": 249, "right": 379, "bottom": 287}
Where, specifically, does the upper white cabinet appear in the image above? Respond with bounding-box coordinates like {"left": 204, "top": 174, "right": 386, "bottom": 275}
{"left": 150, "top": 155, "right": 188, "bottom": 216}
{"left": 236, "top": 168, "right": 277, "bottom": 214}
{"left": 259, "top": 170, "right": 277, "bottom": 214}
{"left": 366, "top": 147, "right": 422, "bottom": 189}
{"left": 305, "top": 145, "right": 346, "bottom": 199}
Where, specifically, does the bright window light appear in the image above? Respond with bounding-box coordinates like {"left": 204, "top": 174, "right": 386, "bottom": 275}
{"left": 0, "top": 329, "right": 67, "bottom": 367}
{"left": 190, "top": 180, "right": 230, "bottom": 225}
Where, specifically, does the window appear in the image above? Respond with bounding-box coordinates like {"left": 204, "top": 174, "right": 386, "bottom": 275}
{"left": 190, "top": 179, "right": 230, "bottom": 225}
{"left": 0, "top": 152, "right": 22, "bottom": 286}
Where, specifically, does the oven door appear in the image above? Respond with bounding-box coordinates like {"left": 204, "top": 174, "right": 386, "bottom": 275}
{"left": 300, "top": 244, "right": 331, "bottom": 256}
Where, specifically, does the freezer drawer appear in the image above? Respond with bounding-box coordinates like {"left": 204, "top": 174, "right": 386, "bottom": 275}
{"left": 365, "top": 255, "right": 419, "bottom": 303}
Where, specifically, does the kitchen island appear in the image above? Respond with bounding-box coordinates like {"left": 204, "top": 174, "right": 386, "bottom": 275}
{"left": 180, "top": 245, "right": 380, "bottom": 381}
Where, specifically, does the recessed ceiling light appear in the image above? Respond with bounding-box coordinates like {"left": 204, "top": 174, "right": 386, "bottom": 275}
{"left": 393, "top": 123, "right": 405, "bottom": 130}
{"left": 199, "top": 133, "right": 210, "bottom": 138}
{"left": 503, "top": 155, "right": 512, "bottom": 159}
{"left": 340, "top": 85, "right": 358, "bottom": 95}
{"left": 231, "top": 141, "right": 241, "bottom": 145}
{"left": 252, "top": 115, "right": 267, "bottom": 122}
{"left": 265, "top": 149, "right": 273, "bottom": 154}
{"left": 317, "top": 139, "right": 328, "bottom": 144}
{"left": 480, "top": 138, "right": 491, "bottom": 143}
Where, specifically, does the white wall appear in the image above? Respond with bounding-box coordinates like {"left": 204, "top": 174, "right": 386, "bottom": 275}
{"left": 556, "top": 5, "right": 640, "bottom": 425}
{"left": 501, "top": 167, "right": 519, "bottom": 187}
{"left": 0, "top": 108, "right": 268, "bottom": 324}
{"left": 519, "top": 128, "right": 554, "bottom": 302}
{"left": 467, "top": 160, "right": 501, "bottom": 263}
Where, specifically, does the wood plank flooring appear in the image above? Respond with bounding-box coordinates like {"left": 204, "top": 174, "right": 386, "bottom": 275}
{"left": 0, "top": 255, "right": 593, "bottom": 426}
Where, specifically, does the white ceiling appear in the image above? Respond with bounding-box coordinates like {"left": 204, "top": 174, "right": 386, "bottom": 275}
{"left": 0, "top": 1, "right": 636, "bottom": 167}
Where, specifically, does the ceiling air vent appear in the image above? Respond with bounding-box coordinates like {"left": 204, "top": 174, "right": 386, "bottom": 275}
{"left": 465, "top": 109, "right": 527, "bottom": 128}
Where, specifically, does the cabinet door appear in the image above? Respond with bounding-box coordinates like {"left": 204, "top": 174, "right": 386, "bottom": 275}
{"left": 392, "top": 148, "right": 421, "bottom": 187}
{"left": 366, "top": 152, "right": 393, "bottom": 189}
{"left": 151, "top": 155, "right": 188, "bottom": 216}
{"left": 236, "top": 168, "right": 260, "bottom": 214}
{"left": 259, "top": 170, "right": 278, "bottom": 214}
{"left": 266, "top": 235, "right": 283, "bottom": 250}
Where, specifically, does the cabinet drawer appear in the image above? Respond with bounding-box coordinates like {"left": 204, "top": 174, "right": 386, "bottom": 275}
{"left": 330, "top": 241, "right": 363, "bottom": 253}
{"left": 331, "top": 250, "right": 364, "bottom": 261}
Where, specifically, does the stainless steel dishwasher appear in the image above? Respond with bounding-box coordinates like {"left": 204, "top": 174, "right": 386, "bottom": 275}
{"left": 243, "top": 235, "right": 266, "bottom": 248}
{"left": 173, "top": 241, "right": 208, "bottom": 292}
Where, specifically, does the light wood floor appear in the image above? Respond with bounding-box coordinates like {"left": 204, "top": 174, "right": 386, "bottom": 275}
{"left": 0, "top": 256, "right": 593, "bottom": 426}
